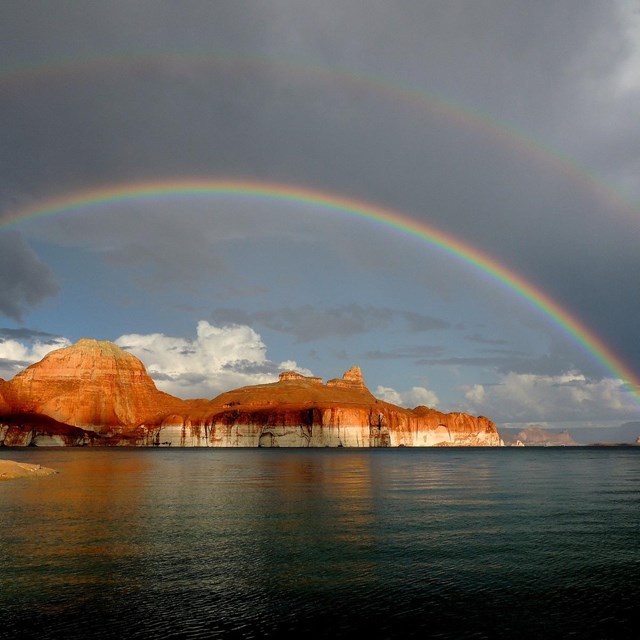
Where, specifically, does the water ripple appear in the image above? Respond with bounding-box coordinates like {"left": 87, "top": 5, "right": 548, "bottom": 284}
{"left": 2, "top": 447, "right": 639, "bottom": 639}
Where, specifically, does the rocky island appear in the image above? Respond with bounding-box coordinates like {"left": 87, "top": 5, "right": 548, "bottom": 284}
{"left": 0, "top": 339, "right": 502, "bottom": 447}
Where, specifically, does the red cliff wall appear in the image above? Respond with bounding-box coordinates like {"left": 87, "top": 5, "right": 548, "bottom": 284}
{"left": 0, "top": 340, "right": 503, "bottom": 447}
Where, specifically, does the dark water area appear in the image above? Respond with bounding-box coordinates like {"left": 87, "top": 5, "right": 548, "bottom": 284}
{"left": 1, "top": 447, "right": 639, "bottom": 639}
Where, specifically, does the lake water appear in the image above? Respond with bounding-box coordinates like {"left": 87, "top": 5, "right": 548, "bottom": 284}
{"left": 1, "top": 447, "right": 638, "bottom": 639}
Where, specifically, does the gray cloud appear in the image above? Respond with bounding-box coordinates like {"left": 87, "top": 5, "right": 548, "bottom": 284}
{"left": 211, "top": 305, "right": 449, "bottom": 342}
{"left": 212, "top": 305, "right": 393, "bottom": 342}
{"left": 363, "top": 345, "right": 446, "bottom": 361}
{"left": 465, "top": 333, "right": 509, "bottom": 346}
{"left": 416, "top": 348, "right": 603, "bottom": 380}
{"left": 0, "top": 357, "right": 30, "bottom": 370}
{"left": 0, "top": 232, "right": 58, "bottom": 321}
{"left": 221, "top": 359, "right": 281, "bottom": 376}
{"left": 0, "top": 327, "right": 61, "bottom": 341}
{"left": 402, "top": 312, "right": 449, "bottom": 332}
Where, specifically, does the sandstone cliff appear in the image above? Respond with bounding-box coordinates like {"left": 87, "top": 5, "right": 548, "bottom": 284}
{"left": 0, "top": 340, "right": 503, "bottom": 447}
{"left": 3, "top": 339, "right": 186, "bottom": 433}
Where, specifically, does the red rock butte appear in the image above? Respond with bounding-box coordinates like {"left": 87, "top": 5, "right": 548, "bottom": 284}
{"left": 0, "top": 339, "right": 503, "bottom": 447}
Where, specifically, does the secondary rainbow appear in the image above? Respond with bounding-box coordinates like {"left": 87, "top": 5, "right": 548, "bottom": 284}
{"left": 3, "top": 51, "right": 639, "bottom": 221}
{"left": 2, "top": 178, "right": 639, "bottom": 400}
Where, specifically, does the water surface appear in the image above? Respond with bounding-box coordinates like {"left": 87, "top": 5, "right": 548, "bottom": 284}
{"left": 1, "top": 447, "right": 638, "bottom": 638}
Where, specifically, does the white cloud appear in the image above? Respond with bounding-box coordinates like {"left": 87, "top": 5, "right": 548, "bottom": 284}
{"left": 115, "top": 320, "right": 312, "bottom": 399}
{"left": 0, "top": 337, "right": 71, "bottom": 380}
{"left": 613, "top": 1, "right": 640, "bottom": 94}
{"left": 375, "top": 385, "right": 439, "bottom": 409}
{"left": 278, "top": 359, "right": 314, "bottom": 376}
{"left": 464, "top": 384, "right": 485, "bottom": 404}
{"left": 459, "top": 371, "right": 640, "bottom": 424}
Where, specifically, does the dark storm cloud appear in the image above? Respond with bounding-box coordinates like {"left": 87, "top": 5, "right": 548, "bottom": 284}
{"left": 0, "top": 231, "right": 58, "bottom": 321}
{"left": 0, "top": 1, "right": 270, "bottom": 67}
{"left": 1, "top": 0, "right": 639, "bottom": 388}
{"left": 1, "top": 0, "right": 629, "bottom": 209}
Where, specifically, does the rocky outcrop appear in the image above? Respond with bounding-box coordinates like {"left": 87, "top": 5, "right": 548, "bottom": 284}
{"left": 326, "top": 365, "right": 366, "bottom": 389}
{"left": 3, "top": 339, "right": 186, "bottom": 433}
{"left": 0, "top": 339, "right": 503, "bottom": 447}
{"left": 278, "top": 371, "right": 323, "bottom": 384}
{"left": 0, "top": 460, "right": 58, "bottom": 480}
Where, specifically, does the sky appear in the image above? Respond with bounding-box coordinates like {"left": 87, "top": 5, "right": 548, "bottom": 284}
{"left": 1, "top": 0, "right": 640, "bottom": 431}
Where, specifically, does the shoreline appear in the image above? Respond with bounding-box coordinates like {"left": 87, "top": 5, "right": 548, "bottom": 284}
{"left": 0, "top": 459, "right": 59, "bottom": 480}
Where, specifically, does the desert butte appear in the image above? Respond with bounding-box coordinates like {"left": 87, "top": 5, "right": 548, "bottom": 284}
{"left": 0, "top": 339, "right": 502, "bottom": 448}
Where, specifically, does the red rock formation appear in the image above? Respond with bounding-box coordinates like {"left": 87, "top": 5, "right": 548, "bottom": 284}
{"left": 152, "top": 367, "right": 502, "bottom": 447}
{"left": 0, "top": 379, "right": 11, "bottom": 415}
{"left": 0, "top": 339, "right": 503, "bottom": 447}
{"left": 278, "top": 371, "right": 323, "bottom": 384}
{"left": 327, "top": 365, "right": 366, "bottom": 389}
{"left": 2, "top": 339, "right": 186, "bottom": 433}
{"left": 0, "top": 413, "right": 95, "bottom": 447}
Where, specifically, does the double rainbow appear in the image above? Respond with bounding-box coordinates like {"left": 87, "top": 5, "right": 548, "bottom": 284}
{"left": 2, "top": 178, "right": 639, "bottom": 401}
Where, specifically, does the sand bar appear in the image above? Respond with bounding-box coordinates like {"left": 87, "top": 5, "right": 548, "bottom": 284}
{"left": 0, "top": 460, "right": 59, "bottom": 480}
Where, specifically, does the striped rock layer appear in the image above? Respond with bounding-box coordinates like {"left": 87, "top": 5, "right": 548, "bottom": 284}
{"left": 0, "top": 340, "right": 502, "bottom": 447}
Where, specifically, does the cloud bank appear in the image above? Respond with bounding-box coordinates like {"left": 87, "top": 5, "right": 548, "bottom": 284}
{"left": 115, "top": 320, "right": 312, "bottom": 398}
{"left": 459, "top": 371, "right": 639, "bottom": 425}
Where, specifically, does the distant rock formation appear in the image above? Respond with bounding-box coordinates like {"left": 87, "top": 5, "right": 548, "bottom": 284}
{"left": 501, "top": 426, "right": 578, "bottom": 447}
{"left": 0, "top": 339, "right": 503, "bottom": 448}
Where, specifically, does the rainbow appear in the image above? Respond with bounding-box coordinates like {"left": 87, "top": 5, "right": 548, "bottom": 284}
{"left": 2, "top": 51, "right": 639, "bottom": 221}
{"left": 2, "top": 178, "right": 639, "bottom": 400}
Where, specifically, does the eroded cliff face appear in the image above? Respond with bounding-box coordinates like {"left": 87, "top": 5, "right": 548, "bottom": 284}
{"left": 0, "top": 341, "right": 503, "bottom": 447}
{"left": 148, "top": 400, "right": 501, "bottom": 447}
{"left": 4, "top": 339, "right": 185, "bottom": 433}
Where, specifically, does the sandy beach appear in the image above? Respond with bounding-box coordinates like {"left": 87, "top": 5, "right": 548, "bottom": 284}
{"left": 0, "top": 460, "right": 59, "bottom": 480}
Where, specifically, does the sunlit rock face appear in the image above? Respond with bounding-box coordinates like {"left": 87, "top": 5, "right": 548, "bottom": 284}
{"left": 144, "top": 369, "right": 503, "bottom": 448}
{"left": 3, "top": 339, "right": 185, "bottom": 433}
{"left": 0, "top": 340, "right": 503, "bottom": 447}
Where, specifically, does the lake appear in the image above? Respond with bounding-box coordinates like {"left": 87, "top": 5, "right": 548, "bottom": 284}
{"left": 1, "top": 447, "right": 638, "bottom": 639}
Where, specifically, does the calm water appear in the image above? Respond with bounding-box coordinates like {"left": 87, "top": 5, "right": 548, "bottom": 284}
{"left": 1, "top": 447, "right": 638, "bottom": 639}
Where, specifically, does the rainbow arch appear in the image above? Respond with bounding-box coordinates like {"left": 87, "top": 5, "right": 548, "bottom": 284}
{"left": 2, "top": 177, "right": 639, "bottom": 400}
{"left": 2, "top": 51, "right": 639, "bottom": 221}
